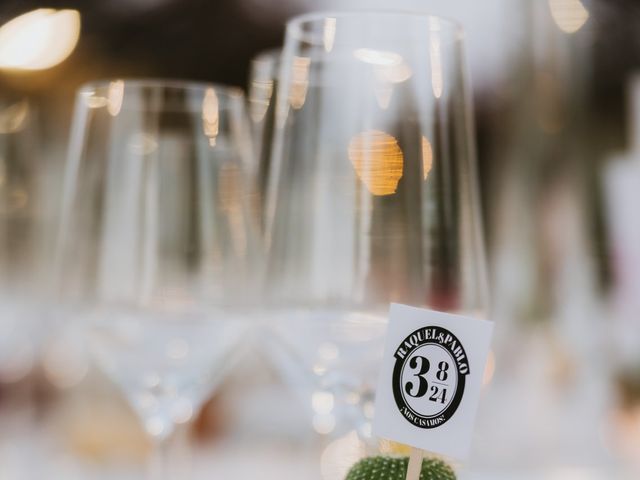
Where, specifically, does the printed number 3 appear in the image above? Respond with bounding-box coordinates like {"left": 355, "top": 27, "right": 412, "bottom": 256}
{"left": 405, "top": 357, "right": 451, "bottom": 402}
{"left": 405, "top": 356, "right": 430, "bottom": 398}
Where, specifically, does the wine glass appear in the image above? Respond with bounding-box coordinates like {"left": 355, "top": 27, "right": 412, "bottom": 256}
{"left": 247, "top": 48, "right": 281, "bottom": 227}
{"left": 0, "top": 95, "right": 54, "bottom": 479}
{"left": 0, "top": 96, "right": 44, "bottom": 384}
{"left": 263, "top": 11, "right": 487, "bottom": 442}
{"left": 55, "top": 79, "right": 259, "bottom": 477}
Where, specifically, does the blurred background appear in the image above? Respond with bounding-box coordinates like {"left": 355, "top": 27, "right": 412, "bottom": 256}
{"left": 1, "top": 0, "right": 640, "bottom": 478}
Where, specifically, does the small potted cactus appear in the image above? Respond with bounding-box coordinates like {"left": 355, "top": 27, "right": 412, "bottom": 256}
{"left": 345, "top": 455, "right": 456, "bottom": 480}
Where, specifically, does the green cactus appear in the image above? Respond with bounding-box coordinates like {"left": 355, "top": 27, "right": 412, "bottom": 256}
{"left": 345, "top": 455, "right": 456, "bottom": 480}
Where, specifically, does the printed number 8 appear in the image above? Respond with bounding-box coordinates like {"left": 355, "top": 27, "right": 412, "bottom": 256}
{"left": 436, "top": 361, "right": 449, "bottom": 382}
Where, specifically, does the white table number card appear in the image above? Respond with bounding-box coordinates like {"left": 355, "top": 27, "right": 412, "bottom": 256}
{"left": 373, "top": 303, "right": 494, "bottom": 461}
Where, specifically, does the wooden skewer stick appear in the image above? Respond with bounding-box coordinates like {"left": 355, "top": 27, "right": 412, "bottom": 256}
{"left": 405, "top": 447, "right": 424, "bottom": 480}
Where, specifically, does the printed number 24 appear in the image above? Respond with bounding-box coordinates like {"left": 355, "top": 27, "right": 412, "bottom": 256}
{"left": 405, "top": 356, "right": 449, "bottom": 404}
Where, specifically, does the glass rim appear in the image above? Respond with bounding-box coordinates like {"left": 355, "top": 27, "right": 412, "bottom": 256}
{"left": 78, "top": 78, "right": 245, "bottom": 98}
{"left": 287, "top": 10, "right": 463, "bottom": 36}
{"left": 251, "top": 47, "right": 282, "bottom": 64}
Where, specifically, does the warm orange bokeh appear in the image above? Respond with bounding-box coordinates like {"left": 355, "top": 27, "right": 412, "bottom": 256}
{"left": 348, "top": 130, "right": 404, "bottom": 196}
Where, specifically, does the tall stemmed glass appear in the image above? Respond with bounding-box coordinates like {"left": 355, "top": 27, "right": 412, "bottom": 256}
{"left": 264, "top": 12, "right": 487, "bottom": 441}
{"left": 248, "top": 48, "right": 281, "bottom": 214}
{"left": 0, "top": 96, "right": 44, "bottom": 383}
{"left": 0, "top": 96, "right": 53, "bottom": 479}
{"left": 56, "top": 80, "right": 259, "bottom": 477}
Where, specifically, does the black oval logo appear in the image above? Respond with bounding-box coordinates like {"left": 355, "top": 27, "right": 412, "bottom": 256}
{"left": 392, "top": 326, "right": 469, "bottom": 429}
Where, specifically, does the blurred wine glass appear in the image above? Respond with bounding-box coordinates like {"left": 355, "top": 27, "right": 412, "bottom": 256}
{"left": 0, "top": 96, "right": 47, "bottom": 385}
{"left": 0, "top": 94, "right": 59, "bottom": 479}
{"left": 55, "top": 79, "right": 259, "bottom": 478}
{"left": 248, "top": 48, "right": 281, "bottom": 227}
{"left": 264, "top": 12, "right": 487, "bottom": 440}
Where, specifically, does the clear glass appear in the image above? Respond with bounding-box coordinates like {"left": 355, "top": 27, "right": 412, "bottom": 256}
{"left": 0, "top": 96, "right": 49, "bottom": 479}
{"left": 55, "top": 79, "right": 259, "bottom": 478}
{"left": 264, "top": 11, "right": 487, "bottom": 443}
{"left": 0, "top": 96, "right": 47, "bottom": 383}
{"left": 247, "top": 48, "right": 281, "bottom": 227}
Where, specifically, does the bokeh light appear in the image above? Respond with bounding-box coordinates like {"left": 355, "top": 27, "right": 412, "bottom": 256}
{"left": 0, "top": 9, "right": 81, "bottom": 71}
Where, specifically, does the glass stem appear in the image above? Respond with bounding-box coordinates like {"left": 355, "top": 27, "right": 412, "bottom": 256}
{"left": 148, "top": 436, "right": 172, "bottom": 480}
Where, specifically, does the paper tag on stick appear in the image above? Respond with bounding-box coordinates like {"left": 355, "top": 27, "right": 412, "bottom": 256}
{"left": 373, "top": 303, "right": 494, "bottom": 461}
